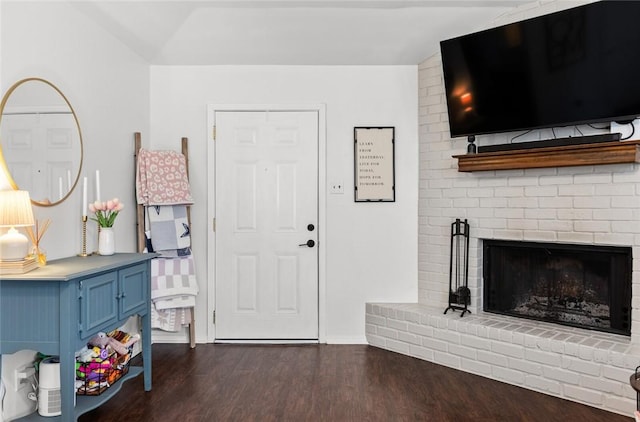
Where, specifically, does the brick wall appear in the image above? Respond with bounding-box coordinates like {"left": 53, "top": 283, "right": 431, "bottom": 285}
{"left": 417, "top": 0, "right": 640, "bottom": 343}
{"left": 366, "top": 0, "right": 640, "bottom": 417}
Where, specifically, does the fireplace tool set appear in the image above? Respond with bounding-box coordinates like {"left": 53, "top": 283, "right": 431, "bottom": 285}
{"left": 445, "top": 218, "right": 470, "bottom": 317}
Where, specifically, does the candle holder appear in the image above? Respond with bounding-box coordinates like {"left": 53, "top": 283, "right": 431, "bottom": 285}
{"left": 78, "top": 215, "right": 90, "bottom": 257}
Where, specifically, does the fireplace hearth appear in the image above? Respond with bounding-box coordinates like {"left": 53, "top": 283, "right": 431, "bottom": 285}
{"left": 483, "top": 240, "right": 632, "bottom": 336}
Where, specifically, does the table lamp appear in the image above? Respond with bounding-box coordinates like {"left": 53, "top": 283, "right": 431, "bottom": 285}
{"left": 0, "top": 190, "right": 35, "bottom": 262}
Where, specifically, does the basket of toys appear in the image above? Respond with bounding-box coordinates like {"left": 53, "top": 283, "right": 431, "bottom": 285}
{"left": 75, "top": 330, "right": 139, "bottom": 396}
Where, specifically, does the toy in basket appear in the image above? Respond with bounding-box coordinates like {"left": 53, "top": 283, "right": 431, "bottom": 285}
{"left": 75, "top": 330, "right": 139, "bottom": 396}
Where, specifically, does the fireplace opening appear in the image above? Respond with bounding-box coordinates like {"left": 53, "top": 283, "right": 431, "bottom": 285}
{"left": 483, "top": 240, "right": 631, "bottom": 336}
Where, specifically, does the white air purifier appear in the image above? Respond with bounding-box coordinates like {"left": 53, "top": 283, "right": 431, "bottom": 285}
{"left": 38, "top": 357, "right": 61, "bottom": 417}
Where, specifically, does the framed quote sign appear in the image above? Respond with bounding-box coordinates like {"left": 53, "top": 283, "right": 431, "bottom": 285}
{"left": 354, "top": 127, "right": 395, "bottom": 202}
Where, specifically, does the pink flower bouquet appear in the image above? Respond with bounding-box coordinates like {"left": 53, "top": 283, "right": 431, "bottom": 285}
{"left": 89, "top": 198, "right": 124, "bottom": 228}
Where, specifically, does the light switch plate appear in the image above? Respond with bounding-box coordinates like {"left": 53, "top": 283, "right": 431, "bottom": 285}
{"left": 329, "top": 181, "right": 344, "bottom": 194}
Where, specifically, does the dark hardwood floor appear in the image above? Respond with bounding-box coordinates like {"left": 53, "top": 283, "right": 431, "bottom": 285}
{"left": 79, "top": 344, "right": 631, "bottom": 421}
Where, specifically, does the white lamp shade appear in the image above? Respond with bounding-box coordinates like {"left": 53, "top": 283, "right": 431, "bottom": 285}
{"left": 0, "top": 190, "right": 34, "bottom": 227}
{"left": 0, "top": 190, "right": 34, "bottom": 261}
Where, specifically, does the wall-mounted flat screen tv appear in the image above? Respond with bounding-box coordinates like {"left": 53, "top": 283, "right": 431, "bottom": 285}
{"left": 440, "top": 1, "right": 640, "bottom": 138}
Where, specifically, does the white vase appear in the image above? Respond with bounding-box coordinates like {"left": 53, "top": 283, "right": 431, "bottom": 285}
{"left": 98, "top": 227, "right": 115, "bottom": 256}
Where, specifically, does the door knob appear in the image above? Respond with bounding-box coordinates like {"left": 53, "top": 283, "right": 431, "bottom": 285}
{"left": 299, "top": 240, "right": 315, "bottom": 248}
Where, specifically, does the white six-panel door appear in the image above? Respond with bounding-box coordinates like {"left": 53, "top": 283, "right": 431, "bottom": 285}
{"left": 215, "top": 111, "right": 319, "bottom": 340}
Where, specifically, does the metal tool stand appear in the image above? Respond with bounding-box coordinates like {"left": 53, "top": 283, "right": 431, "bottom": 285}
{"left": 630, "top": 366, "right": 640, "bottom": 411}
{"left": 444, "top": 218, "right": 471, "bottom": 317}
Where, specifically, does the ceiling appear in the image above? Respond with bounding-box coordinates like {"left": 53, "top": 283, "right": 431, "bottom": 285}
{"left": 69, "top": 0, "right": 532, "bottom": 65}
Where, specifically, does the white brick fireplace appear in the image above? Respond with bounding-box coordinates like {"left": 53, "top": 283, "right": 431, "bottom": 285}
{"left": 366, "top": 0, "right": 640, "bottom": 417}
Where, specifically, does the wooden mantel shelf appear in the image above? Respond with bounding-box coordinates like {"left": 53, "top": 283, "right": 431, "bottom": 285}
{"left": 453, "top": 140, "right": 640, "bottom": 172}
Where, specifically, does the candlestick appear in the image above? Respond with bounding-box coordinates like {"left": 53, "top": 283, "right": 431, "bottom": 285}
{"left": 95, "top": 170, "right": 101, "bottom": 202}
{"left": 78, "top": 215, "right": 89, "bottom": 257}
{"left": 82, "top": 176, "right": 87, "bottom": 217}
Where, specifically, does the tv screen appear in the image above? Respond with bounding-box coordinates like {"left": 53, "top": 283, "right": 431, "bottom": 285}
{"left": 440, "top": 1, "right": 640, "bottom": 138}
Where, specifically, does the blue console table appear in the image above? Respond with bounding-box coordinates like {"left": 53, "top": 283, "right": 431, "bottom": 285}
{"left": 0, "top": 253, "right": 154, "bottom": 421}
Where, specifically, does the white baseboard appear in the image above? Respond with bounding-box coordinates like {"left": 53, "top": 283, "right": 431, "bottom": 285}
{"left": 324, "top": 336, "right": 367, "bottom": 345}
{"left": 150, "top": 332, "right": 367, "bottom": 345}
{"left": 151, "top": 329, "right": 190, "bottom": 344}
{"left": 214, "top": 339, "right": 319, "bottom": 344}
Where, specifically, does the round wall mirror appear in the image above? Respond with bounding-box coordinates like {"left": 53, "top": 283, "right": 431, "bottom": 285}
{"left": 0, "top": 78, "right": 83, "bottom": 206}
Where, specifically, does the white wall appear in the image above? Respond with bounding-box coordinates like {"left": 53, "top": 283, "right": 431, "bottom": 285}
{"left": 1, "top": 3, "right": 419, "bottom": 343}
{"left": 1, "top": 1, "right": 150, "bottom": 259}
{"left": 150, "top": 65, "right": 419, "bottom": 342}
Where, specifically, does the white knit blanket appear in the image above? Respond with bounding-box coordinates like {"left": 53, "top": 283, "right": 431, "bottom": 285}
{"left": 151, "top": 305, "right": 192, "bottom": 332}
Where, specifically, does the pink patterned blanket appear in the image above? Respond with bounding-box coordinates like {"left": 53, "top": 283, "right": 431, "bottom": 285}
{"left": 136, "top": 148, "right": 194, "bottom": 205}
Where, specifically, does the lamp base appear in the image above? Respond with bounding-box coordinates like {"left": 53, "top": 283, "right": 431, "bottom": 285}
{"left": 0, "top": 227, "right": 29, "bottom": 261}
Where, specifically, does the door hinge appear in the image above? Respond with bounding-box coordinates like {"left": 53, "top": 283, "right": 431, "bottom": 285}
{"left": 213, "top": 310, "right": 216, "bottom": 324}
{"left": 212, "top": 217, "right": 216, "bottom": 232}
{"left": 212, "top": 125, "right": 216, "bottom": 140}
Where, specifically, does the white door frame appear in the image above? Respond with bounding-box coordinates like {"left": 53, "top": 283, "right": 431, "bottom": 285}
{"left": 206, "top": 104, "right": 327, "bottom": 343}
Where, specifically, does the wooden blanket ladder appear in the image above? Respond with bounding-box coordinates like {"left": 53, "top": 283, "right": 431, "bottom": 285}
{"left": 134, "top": 132, "right": 196, "bottom": 348}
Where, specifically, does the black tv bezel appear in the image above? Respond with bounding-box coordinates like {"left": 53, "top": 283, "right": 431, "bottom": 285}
{"left": 440, "top": 1, "right": 640, "bottom": 139}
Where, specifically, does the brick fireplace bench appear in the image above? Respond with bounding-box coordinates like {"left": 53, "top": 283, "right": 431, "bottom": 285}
{"left": 366, "top": 302, "right": 639, "bottom": 417}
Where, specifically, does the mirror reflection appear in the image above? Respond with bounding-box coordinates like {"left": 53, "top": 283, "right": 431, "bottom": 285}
{"left": 0, "top": 78, "right": 83, "bottom": 206}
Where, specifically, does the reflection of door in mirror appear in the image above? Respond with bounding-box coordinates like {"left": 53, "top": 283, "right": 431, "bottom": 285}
{"left": 2, "top": 110, "right": 79, "bottom": 204}
{"left": 0, "top": 78, "right": 82, "bottom": 206}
